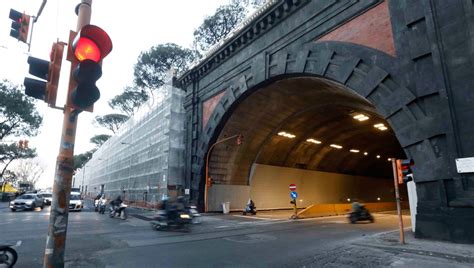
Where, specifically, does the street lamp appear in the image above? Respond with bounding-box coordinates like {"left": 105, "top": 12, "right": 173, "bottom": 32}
{"left": 204, "top": 134, "right": 242, "bottom": 212}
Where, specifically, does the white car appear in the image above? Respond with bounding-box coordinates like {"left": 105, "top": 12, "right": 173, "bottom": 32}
{"left": 69, "top": 194, "right": 83, "bottom": 211}
{"left": 39, "top": 192, "right": 53, "bottom": 205}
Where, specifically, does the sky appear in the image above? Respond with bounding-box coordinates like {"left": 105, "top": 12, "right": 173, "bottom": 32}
{"left": 0, "top": 0, "right": 228, "bottom": 188}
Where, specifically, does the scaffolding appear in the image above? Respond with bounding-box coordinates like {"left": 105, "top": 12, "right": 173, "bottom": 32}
{"left": 75, "top": 80, "right": 186, "bottom": 205}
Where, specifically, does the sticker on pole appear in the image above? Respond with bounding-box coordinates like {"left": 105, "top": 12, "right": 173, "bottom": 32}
{"left": 290, "top": 191, "right": 298, "bottom": 199}
{"left": 289, "top": 184, "right": 296, "bottom": 191}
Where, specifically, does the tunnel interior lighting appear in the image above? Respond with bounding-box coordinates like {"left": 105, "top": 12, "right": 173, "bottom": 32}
{"left": 377, "top": 197, "right": 381, "bottom": 201}
{"left": 353, "top": 113, "right": 370, "bottom": 121}
{"left": 387, "top": 158, "right": 392, "bottom": 161}
{"left": 347, "top": 198, "right": 351, "bottom": 202}
{"left": 364, "top": 152, "right": 368, "bottom": 155}
{"left": 374, "top": 123, "right": 388, "bottom": 131}
{"left": 376, "top": 155, "right": 381, "bottom": 159}
{"left": 278, "top": 131, "right": 295, "bottom": 139}
{"left": 330, "top": 144, "right": 343, "bottom": 149}
{"left": 350, "top": 149, "right": 360, "bottom": 153}
{"left": 306, "top": 138, "right": 321, "bottom": 144}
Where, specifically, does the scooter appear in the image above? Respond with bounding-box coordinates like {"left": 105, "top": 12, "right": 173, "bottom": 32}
{"left": 98, "top": 198, "right": 107, "bottom": 214}
{"left": 188, "top": 205, "right": 202, "bottom": 224}
{"left": 150, "top": 210, "right": 192, "bottom": 231}
{"left": 109, "top": 203, "right": 128, "bottom": 220}
{"left": 0, "top": 240, "right": 21, "bottom": 267}
{"left": 243, "top": 203, "right": 257, "bottom": 215}
{"left": 348, "top": 205, "right": 374, "bottom": 223}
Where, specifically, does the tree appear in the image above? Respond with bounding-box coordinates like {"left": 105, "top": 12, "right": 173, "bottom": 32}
{"left": 13, "top": 159, "right": 44, "bottom": 188}
{"left": 0, "top": 143, "right": 37, "bottom": 180}
{"left": 0, "top": 80, "right": 42, "bottom": 140}
{"left": 90, "top": 134, "right": 111, "bottom": 147}
{"left": 108, "top": 86, "right": 149, "bottom": 116}
{"left": 193, "top": 2, "right": 247, "bottom": 54}
{"left": 94, "top": 114, "right": 129, "bottom": 134}
{"left": 133, "top": 43, "right": 196, "bottom": 91}
{"left": 73, "top": 149, "right": 95, "bottom": 171}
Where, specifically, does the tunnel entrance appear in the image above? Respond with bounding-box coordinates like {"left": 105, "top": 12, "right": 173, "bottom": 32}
{"left": 204, "top": 76, "right": 408, "bottom": 211}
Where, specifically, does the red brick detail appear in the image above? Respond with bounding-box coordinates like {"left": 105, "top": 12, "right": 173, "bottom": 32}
{"left": 317, "top": 1, "right": 395, "bottom": 56}
{"left": 202, "top": 91, "right": 226, "bottom": 128}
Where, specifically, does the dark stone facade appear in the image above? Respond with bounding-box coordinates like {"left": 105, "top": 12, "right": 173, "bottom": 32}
{"left": 178, "top": 0, "right": 474, "bottom": 243}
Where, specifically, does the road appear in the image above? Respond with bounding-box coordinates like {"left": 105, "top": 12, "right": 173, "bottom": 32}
{"left": 0, "top": 201, "right": 414, "bottom": 267}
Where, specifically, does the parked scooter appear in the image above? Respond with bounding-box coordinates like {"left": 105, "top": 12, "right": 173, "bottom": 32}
{"left": 109, "top": 203, "right": 127, "bottom": 220}
{"left": 0, "top": 240, "right": 21, "bottom": 267}
{"left": 243, "top": 199, "right": 257, "bottom": 215}
{"left": 348, "top": 204, "right": 374, "bottom": 223}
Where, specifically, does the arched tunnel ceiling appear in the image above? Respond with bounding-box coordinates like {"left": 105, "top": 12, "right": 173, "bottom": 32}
{"left": 210, "top": 77, "right": 405, "bottom": 185}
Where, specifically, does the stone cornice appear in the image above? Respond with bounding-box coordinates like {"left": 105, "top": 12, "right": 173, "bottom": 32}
{"left": 178, "top": 0, "right": 310, "bottom": 88}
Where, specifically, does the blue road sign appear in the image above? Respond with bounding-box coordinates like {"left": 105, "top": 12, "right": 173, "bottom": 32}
{"left": 290, "top": 191, "right": 298, "bottom": 199}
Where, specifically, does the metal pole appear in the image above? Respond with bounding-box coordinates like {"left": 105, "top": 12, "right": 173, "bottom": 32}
{"left": 43, "top": 1, "right": 92, "bottom": 267}
{"left": 391, "top": 159, "right": 405, "bottom": 244}
{"left": 204, "top": 134, "right": 240, "bottom": 212}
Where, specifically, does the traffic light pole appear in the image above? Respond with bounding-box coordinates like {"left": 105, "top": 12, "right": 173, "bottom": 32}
{"left": 43, "top": 1, "right": 92, "bottom": 267}
{"left": 204, "top": 134, "right": 241, "bottom": 212}
{"left": 391, "top": 159, "right": 405, "bottom": 244}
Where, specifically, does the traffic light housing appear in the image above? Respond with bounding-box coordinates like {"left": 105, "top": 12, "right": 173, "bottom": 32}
{"left": 396, "top": 159, "right": 414, "bottom": 184}
{"left": 67, "top": 25, "right": 112, "bottom": 111}
{"left": 24, "top": 42, "right": 65, "bottom": 107}
{"left": 9, "top": 9, "right": 30, "bottom": 43}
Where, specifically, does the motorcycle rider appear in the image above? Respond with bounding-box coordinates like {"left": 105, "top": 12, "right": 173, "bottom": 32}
{"left": 110, "top": 195, "right": 123, "bottom": 216}
{"left": 351, "top": 199, "right": 363, "bottom": 215}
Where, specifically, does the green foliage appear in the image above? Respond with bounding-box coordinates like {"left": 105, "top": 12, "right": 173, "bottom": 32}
{"left": 94, "top": 114, "right": 129, "bottom": 134}
{"left": 73, "top": 149, "right": 95, "bottom": 171}
{"left": 133, "top": 43, "right": 196, "bottom": 90}
{"left": 90, "top": 134, "right": 111, "bottom": 147}
{"left": 0, "top": 142, "right": 37, "bottom": 179}
{"left": 108, "top": 86, "right": 149, "bottom": 116}
{"left": 193, "top": 2, "right": 247, "bottom": 54}
{"left": 0, "top": 80, "right": 42, "bottom": 140}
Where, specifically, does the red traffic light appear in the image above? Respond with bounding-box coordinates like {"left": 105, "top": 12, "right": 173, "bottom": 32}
{"left": 72, "top": 25, "right": 112, "bottom": 62}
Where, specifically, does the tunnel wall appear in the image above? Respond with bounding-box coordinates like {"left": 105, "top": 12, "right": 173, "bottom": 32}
{"left": 207, "top": 164, "right": 403, "bottom": 211}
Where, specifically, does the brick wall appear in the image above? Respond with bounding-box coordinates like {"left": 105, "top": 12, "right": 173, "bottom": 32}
{"left": 317, "top": 1, "right": 395, "bottom": 56}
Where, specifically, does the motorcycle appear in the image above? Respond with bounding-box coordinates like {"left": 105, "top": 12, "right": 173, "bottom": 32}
{"left": 188, "top": 205, "right": 202, "bottom": 224}
{"left": 150, "top": 209, "right": 192, "bottom": 231}
{"left": 0, "top": 240, "right": 21, "bottom": 267}
{"left": 98, "top": 198, "right": 107, "bottom": 214}
{"left": 348, "top": 205, "right": 374, "bottom": 223}
{"left": 243, "top": 203, "right": 257, "bottom": 215}
{"left": 109, "top": 203, "right": 127, "bottom": 220}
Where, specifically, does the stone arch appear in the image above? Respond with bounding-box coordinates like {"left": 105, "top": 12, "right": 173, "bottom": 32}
{"left": 195, "top": 41, "right": 452, "bottom": 192}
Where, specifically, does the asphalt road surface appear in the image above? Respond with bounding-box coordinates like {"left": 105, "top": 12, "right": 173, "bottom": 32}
{"left": 0, "top": 201, "right": 412, "bottom": 267}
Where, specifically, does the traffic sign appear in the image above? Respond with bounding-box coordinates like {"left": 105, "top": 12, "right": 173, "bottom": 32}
{"left": 290, "top": 191, "right": 298, "bottom": 199}
{"left": 289, "top": 184, "right": 296, "bottom": 191}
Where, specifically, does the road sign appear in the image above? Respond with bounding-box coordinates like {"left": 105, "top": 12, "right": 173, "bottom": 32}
{"left": 290, "top": 191, "right": 298, "bottom": 199}
{"left": 289, "top": 184, "right": 296, "bottom": 191}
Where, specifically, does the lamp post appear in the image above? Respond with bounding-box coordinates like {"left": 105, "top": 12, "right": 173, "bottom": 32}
{"left": 204, "top": 134, "right": 242, "bottom": 212}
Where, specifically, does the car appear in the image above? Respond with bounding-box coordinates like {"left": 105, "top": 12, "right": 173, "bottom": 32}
{"left": 69, "top": 193, "right": 83, "bottom": 212}
{"left": 9, "top": 193, "right": 44, "bottom": 211}
{"left": 38, "top": 192, "right": 53, "bottom": 205}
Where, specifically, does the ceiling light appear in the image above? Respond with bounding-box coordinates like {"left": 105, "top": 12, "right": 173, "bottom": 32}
{"left": 374, "top": 123, "right": 388, "bottom": 131}
{"left": 387, "top": 158, "right": 392, "bottom": 161}
{"left": 364, "top": 152, "right": 368, "bottom": 155}
{"left": 350, "top": 149, "right": 360, "bottom": 153}
{"left": 306, "top": 138, "right": 321, "bottom": 144}
{"left": 330, "top": 144, "right": 343, "bottom": 149}
{"left": 376, "top": 155, "right": 381, "bottom": 159}
{"left": 353, "top": 113, "right": 370, "bottom": 121}
{"left": 278, "top": 131, "right": 296, "bottom": 139}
